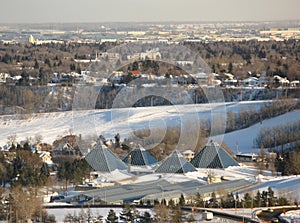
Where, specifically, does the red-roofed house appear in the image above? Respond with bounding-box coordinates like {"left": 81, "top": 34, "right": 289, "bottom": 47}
{"left": 130, "top": 70, "right": 141, "bottom": 77}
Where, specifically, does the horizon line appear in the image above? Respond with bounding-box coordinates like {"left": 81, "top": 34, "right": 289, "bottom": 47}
{"left": 1, "top": 19, "right": 300, "bottom": 25}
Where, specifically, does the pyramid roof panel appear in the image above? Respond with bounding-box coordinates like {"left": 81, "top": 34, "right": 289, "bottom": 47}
{"left": 85, "top": 141, "right": 127, "bottom": 172}
{"left": 190, "top": 141, "right": 239, "bottom": 169}
{"left": 155, "top": 150, "right": 196, "bottom": 174}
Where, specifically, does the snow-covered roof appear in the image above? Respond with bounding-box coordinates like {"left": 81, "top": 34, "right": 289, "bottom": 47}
{"left": 241, "top": 77, "right": 260, "bottom": 83}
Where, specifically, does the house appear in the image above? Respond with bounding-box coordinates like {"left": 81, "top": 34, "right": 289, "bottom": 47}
{"left": 176, "top": 61, "right": 194, "bottom": 66}
{"left": 192, "top": 72, "right": 208, "bottom": 85}
{"left": 241, "top": 77, "right": 262, "bottom": 87}
{"left": 273, "top": 75, "right": 290, "bottom": 87}
{"left": 181, "top": 150, "right": 195, "bottom": 162}
{"left": 38, "top": 151, "right": 53, "bottom": 167}
{"left": 139, "top": 49, "right": 161, "bottom": 60}
{"left": 223, "top": 79, "right": 238, "bottom": 87}
{"left": 53, "top": 142, "right": 76, "bottom": 155}
{"left": 130, "top": 70, "right": 141, "bottom": 77}
{"left": 1, "top": 144, "right": 14, "bottom": 151}
{"left": 0, "top": 73, "right": 11, "bottom": 83}
{"left": 236, "top": 153, "right": 258, "bottom": 162}
{"left": 290, "top": 80, "right": 300, "bottom": 87}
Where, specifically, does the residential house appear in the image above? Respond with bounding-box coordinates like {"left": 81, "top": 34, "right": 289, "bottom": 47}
{"left": 290, "top": 80, "right": 300, "bottom": 87}
{"left": 273, "top": 75, "right": 290, "bottom": 87}
{"left": 53, "top": 142, "right": 76, "bottom": 155}
{"left": 241, "top": 77, "right": 262, "bottom": 87}
{"left": 181, "top": 150, "right": 195, "bottom": 162}
{"left": 38, "top": 151, "right": 53, "bottom": 167}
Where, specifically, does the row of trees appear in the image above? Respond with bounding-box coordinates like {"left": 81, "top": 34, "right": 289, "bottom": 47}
{"left": 0, "top": 186, "right": 56, "bottom": 222}
{"left": 275, "top": 148, "right": 300, "bottom": 175}
{"left": 0, "top": 85, "right": 74, "bottom": 115}
{"left": 57, "top": 158, "right": 91, "bottom": 190}
{"left": 192, "top": 187, "right": 296, "bottom": 209}
{"left": 67, "top": 186, "right": 297, "bottom": 223}
{"left": 1, "top": 82, "right": 298, "bottom": 115}
{"left": 64, "top": 203, "right": 191, "bottom": 223}
{"left": 226, "top": 98, "right": 299, "bottom": 133}
{"left": 255, "top": 120, "right": 300, "bottom": 149}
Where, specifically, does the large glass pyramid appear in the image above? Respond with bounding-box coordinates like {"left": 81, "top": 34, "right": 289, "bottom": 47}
{"left": 123, "top": 144, "right": 157, "bottom": 166}
{"left": 190, "top": 141, "right": 239, "bottom": 169}
{"left": 85, "top": 141, "right": 127, "bottom": 172}
{"left": 155, "top": 150, "right": 197, "bottom": 174}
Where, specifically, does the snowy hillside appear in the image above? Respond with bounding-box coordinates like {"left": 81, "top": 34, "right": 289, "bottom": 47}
{"left": 221, "top": 109, "right": 300, "bottom": 153}
{"left": 0, "top": 100, "right": 299, "bottom": 155}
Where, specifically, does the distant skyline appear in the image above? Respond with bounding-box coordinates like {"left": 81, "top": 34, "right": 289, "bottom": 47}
{"left": 0, "top": 0, "right": 300, "bottom": 23}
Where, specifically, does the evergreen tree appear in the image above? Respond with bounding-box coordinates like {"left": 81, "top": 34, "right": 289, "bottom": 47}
{"left": 227, "top": 62, "right": 233, "bottom": 73}
{"left": 171, "top": 206, "right": 185, "bottom": 223}
{"left": 34, "top": 59, "right": 39, "bottom": 69}
{"left": 168, "top": 199, "right": 175, "bottom": 209}
{"left": 267, "top": 187, "right": 275, "bottom": 206}
{"left": 243, "top": 193, "right": 253, "bottom": 208}
{"left": 40, "top": 162, "right": 50, "bottom": 184}
{"left": 254, "top": 191, "right": 262, "bottom": 207}
{"left": 120, "top": 204, "right": 134, "bottom": 223}
{"left": 194, "top": 192, "right": 204, "bottom": 207}
{"left": 114, "top": 133, "right": 121, "bottom": 148}
{"left": 140, "top": 211, "right": 152, "bottom": 223}
{"left": 106, "top": 209, "right": 118, "bottom": 223}
{"left": 208, "top": 192, "right": 218, "bottom": 208}
{"left": 178, "top": 193, "right": 185, "bottom": 206}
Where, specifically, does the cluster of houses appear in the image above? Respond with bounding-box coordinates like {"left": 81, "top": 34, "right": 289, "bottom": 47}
{"left": 1, "top": 69, "right": 299, "bottom": 88}
{"left": 105, "top": 70, "right": 300, "bottom": 89}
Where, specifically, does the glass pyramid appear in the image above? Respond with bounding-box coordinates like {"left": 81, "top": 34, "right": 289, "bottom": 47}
{"left": 155, "top": 150, "right": 197, "bottom": 174}
{"left": 85, "top": 141, "right": 127, "bottom": 172}
{"left": 123, "top": 144, "right": 157, "bottom": 166}
{"left": 190, "top": 141, "right": 239, "bottom": 169}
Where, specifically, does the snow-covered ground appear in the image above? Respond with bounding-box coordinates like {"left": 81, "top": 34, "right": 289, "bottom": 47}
{"left": 281, "top": 210, "right": 300, "bottom": 222}
{"left": 221, "top": 109, "right": 300, "bottom": 153}
{"left": 1, "top": 100, "right": 299, "bottom": 155}
{"left": 0, "top": 100, "right": 270, "bottom": 148}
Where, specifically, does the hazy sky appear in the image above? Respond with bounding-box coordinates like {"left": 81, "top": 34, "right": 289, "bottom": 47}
{"left": 1, "top": 0, "right": 300, "bottom": 23}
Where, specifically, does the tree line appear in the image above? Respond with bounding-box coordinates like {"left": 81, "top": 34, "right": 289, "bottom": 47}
{"left": 64, "top": 186, "right": 298, "bottom": 223}
{"left": 255, "top": 120, "right": 300, "bottom": 149}
{"left": 225, "top": 98, "right": 299, "bottom": 133}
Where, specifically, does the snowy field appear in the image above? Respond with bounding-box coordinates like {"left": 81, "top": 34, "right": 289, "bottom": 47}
{"left": 0, "top": 100, "right": 299, "bottom": 155}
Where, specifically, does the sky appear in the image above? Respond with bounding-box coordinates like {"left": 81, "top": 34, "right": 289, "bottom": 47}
{"left": 0, "top": 0, "right": 300, "bottom": 23}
